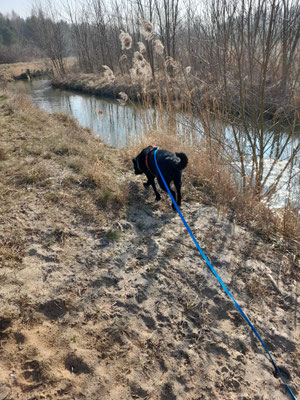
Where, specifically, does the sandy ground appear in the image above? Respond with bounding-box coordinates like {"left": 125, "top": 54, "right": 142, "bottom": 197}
{"left": 0, "top": 95, "right": 299, "bottom": 400}
{"left": 1, "top": 182, "right": 299, "bottom": 400}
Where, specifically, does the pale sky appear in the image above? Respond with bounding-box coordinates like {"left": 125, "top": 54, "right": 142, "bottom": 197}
{"left": 0, "top": 0, "right": 34, "bottom": 17}
{"left": 0, "top": 0, "right": 78, "bottom": 20}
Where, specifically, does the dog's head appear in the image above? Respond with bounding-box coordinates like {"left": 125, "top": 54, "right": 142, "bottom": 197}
{"left": 132, "top": 156, "right": 143, "bottom": 175}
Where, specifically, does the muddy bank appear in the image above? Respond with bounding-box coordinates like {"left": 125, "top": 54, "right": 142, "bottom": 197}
{"left": 0, "top": 93, "right": 299, "bottom": 400}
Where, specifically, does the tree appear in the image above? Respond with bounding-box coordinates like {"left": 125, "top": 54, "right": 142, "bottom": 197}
{"left": 32, "top": 5, "right": 66, "bottom": 75}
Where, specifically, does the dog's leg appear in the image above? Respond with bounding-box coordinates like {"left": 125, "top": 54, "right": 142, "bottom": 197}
{"left": 157, "top": 176, "right": 177, "bottom": 209}
{"left": 170, "top": 188, "right": 177, "bottom": 210}
{"left": 163, "top": 179, "right": 177, "bottom": 210}
{"left": 152, "top": 180, "right": 161, "bottom": 201}
{"left": 143, "top": 172, "right": 153, "bottom": 188}
{"left": 152, "top": 183, "right": 161, "bottom": 201}
{"left": 174, "top": 177, "right": 182, "bottom": 207}
{"left": 145, "top": 174, "right": 161, "bottom": 201}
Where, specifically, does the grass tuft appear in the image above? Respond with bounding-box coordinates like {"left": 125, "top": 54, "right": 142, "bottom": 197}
{"left": 106, "top": 229, "right": 122, "bottom": 241}
{"left": 0, "top": 237, "right": 25, "bottom": 269}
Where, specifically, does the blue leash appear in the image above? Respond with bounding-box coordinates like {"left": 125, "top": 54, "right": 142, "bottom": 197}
{"left": 153, "top": 148, "right": 297, "bottom": 400}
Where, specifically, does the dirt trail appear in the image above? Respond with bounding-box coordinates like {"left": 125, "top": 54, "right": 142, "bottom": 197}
{"left": 1, "top": 175, "right": 299, "bottom": 400}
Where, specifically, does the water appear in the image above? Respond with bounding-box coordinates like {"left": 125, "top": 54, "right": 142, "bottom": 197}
{"left": 11, "top": 78, "right": 151, "bottom": 148}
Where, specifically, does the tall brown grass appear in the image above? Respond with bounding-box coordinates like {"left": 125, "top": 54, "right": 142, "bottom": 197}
{"left": 118, "top": 84, "right": 299, "bottom": 252}
{"left": 125, "top": 124, "right": 299, "bottom": 249}
{"left": 116, "top": 21, "right": 299, "bottom": 250}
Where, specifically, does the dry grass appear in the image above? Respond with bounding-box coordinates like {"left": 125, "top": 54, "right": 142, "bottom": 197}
{"left": 0, "top": 58, "right": 77, "bottom": 83}
{"left": 124, "top": 125, "right": 300, "bottom": 251}
{"left": 0, "top": 60, "right": 49, "bottom": 82}
{"left": 246, "top": 275, "right": 270, "bottom": 300}
{"left": 0, "top": 236, "right": 25, "bottom": 269}
{"left": 0, "top": 91, "right": 128, "bottom": 225}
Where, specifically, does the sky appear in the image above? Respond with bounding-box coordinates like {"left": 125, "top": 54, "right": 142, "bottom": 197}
{"left": 0, "top": 0, "right": 34, "bottom": 17}
{"left": 0, "top": 0, "right": 74, "bottom": 20}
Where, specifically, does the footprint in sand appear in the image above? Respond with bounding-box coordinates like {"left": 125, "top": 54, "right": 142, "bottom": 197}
{"left": 38, "top": 299, "right": 68, "bottom": 320}
{"left": 65, "top": 353, "right": 91, "bottom": 375}
{"left": 22, "top": 360, "right": 42, "bottom": 382}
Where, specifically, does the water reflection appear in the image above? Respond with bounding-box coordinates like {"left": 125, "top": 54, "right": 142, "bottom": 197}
{"left": 11, "top": 79, "right": 153, "bottom": 148}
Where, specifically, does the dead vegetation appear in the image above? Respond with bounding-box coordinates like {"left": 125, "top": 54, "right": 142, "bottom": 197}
{"left": 0, "top": 92, "right": 127, "bottom": 218}
{"left": 0, "top": 60, "right": 50, "bottom": 83}
{"left": 123, "top": 129, "right": 300, "bottom": 253}
{"left": 0, "top": 58, "right": 76, "bottom": 84}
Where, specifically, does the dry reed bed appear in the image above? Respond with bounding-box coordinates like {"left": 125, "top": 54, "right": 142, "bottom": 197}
{"left": 51, "top": 71, "right": 209, "bottom": 111}
{"left": 52, "top": 73, "right": 156, "bottom": 103}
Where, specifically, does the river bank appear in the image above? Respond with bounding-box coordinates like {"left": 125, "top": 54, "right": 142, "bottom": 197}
{"left": 52, "top": 71, "right": 300, "bottom": 122}
{"left": 12, "top": 74, "right": 300, "bottom": 212}
{"left": 0, "top": 60, "right": 53, "bottom": 83}
{"left": 2, "top": 57, "right": 299, "bottom": 122}
{"left": 52, "top": 73, "right": 146, "bottom": 103}
{"left": 0, "top": 91, "right": 299, "bottom": 399}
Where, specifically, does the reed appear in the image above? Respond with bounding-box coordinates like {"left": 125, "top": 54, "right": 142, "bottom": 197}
{"left": 118, "top": 22, "right": 299, "bottom": 248}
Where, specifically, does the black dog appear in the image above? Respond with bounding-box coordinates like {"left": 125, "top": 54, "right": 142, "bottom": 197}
{"left": 132, "top": 146, "right": 188, "bottom": 210}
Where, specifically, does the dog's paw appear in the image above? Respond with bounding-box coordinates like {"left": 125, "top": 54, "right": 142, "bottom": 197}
{"left": 155, "top": 194, "right": 161, "bottom": 201}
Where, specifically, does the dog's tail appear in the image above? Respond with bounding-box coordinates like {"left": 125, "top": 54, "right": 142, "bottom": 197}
{"left": 175, "top": 152, "right": 188, "bottom": 170}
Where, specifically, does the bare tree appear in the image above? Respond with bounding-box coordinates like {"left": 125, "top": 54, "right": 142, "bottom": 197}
{"left": 188, "top": 0, "right": 300, "bottom": 199}
{"left": 32, "top": 1, "right": 66, "bottom": 76}
{"left": 280, "top": 0, "right": 300, "bottom": 101}
{"left": 154, "top": 0, "right": 181, "bottom": 58}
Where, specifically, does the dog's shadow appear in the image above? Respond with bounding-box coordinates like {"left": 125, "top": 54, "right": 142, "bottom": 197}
{"left": 126, "top": 180, "right": 176, "bottom": 259}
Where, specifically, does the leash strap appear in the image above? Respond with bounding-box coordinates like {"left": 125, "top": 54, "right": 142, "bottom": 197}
{"left": 153, "top": 148, "right": 297, "bottom": 400}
